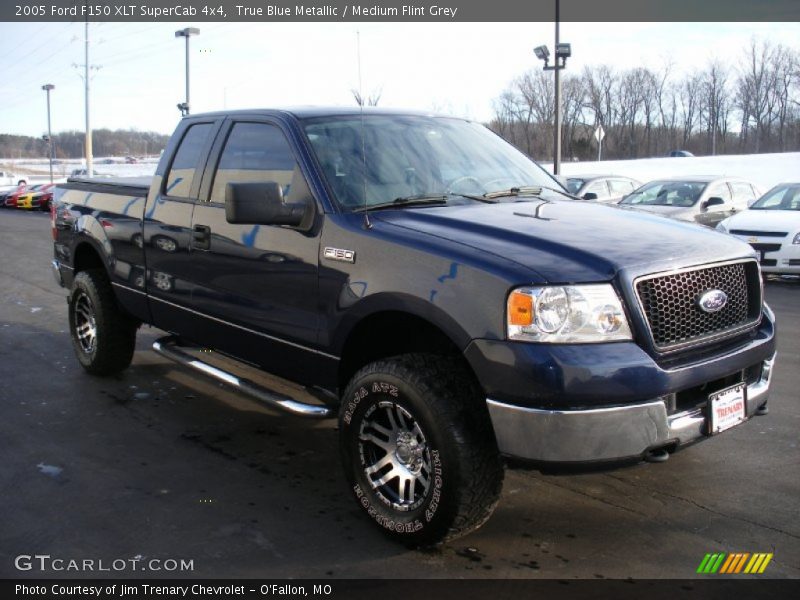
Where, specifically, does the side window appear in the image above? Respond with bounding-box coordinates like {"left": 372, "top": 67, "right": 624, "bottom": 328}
{"left": 211, "top": 122, "right": 299, "bottom": 204}
{"left": 730, "top": 182, "right": 755, "bottom": 208}
{"left": 585, "top": 180, "right": 608, "bottom": 198}
{"left": 609, "top": 179, "right": 634, "bottom": 195}
{"left": 706, "top": 183, "right": 732, "bottom": 204}
{"left": 166, "top": 123, "right": 214, "bottom": 198}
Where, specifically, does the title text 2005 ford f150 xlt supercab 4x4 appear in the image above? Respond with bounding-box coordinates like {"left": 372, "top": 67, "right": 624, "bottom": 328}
{"left": 52, "top": 108, "right": 776, "bottom": 546}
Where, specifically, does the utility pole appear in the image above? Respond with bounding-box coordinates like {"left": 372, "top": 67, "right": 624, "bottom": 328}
{"left": 42, "top": 84, "right": 55, "bottom": 184}
{"left": 84, "top": 19, "right": 92, "bottom": 176}
{"left": 73, "top": 12, "right": 100, "bottom": 176}
{"left": 175, "top": 27, "right": 200, "bottom": 116}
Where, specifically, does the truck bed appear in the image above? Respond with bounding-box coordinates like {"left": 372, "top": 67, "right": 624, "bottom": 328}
{"left": 65, "top": 175, "right": 152, "bottom": 194}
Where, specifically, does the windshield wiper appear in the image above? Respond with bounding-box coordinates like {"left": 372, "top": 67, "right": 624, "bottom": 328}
{"left": 450, "top": 192, "right": 498, "bottom": 204}
{"left": 483, "top": 186, "right": 544, "bottom": 200}
{"left": 355, "top": 194, "right": 449, "bottom": 212}
{"left": 483, "top": 185, "right": 579, "bottom": 201}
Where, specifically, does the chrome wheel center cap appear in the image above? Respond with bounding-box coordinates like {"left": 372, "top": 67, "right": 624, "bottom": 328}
{"left": 395, "top": 431, "right": 424, "bottom": 471}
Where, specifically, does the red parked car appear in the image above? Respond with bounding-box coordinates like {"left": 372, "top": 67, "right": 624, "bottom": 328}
{"left": 1, "top": 183, "right": 28, "bottom": 208}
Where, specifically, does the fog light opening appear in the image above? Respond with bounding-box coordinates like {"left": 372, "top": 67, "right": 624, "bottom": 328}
{"left": 645, "top": 448, "right": 670, "bottom": 463}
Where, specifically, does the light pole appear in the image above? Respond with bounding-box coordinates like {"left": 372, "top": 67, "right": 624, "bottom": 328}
{"left": 533, "top": 1, "right": 571, "bottom": 175}
{"left": 42, "top": 84, "right": 55, "bottom": 184}
{"left": 175, "top": 27, "right": 200, "bottom": 116}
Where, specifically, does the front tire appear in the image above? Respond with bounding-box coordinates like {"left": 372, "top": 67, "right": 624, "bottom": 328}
{"left": 68, "top": 269, "right": 138, "bottom": 376}
{"left": 339, "top": 354, "right": 504, "bottom": 546}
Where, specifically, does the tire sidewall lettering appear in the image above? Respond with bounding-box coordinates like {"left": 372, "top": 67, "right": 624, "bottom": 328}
{"left": 346, "top": 379, "right": 444, "bottom": 535}
{"left": 342, "top": 380, "right": 398, "bottom": 426}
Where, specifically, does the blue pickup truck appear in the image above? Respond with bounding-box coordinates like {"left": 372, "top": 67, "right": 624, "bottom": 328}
{"left": 52, "top": 108, "right": 776, "bottom": 545}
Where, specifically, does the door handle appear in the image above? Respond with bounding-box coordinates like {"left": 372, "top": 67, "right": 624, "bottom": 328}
{"left": 192, "top": 224, "right": 211, "bottom": 250}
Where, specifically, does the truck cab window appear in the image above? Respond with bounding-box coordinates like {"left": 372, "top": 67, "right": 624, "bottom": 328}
{"left": 165, "top": 123, "right": 214, "bottom": 198}
{"left": 210, "top": 122, "right": 299, "bottom": 204}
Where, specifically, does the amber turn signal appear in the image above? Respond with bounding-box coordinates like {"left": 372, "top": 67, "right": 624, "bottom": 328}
{"left": 508, "top": 290, "right": 533, "bottom": 326}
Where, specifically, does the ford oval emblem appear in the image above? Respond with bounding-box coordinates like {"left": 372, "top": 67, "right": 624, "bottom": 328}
{"left": 698, "top": 289, "right": 728, "bottom": 313}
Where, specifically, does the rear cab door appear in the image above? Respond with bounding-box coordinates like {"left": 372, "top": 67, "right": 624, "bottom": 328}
{"left": 143, "top": 117, "right": 223, "bottom": 334}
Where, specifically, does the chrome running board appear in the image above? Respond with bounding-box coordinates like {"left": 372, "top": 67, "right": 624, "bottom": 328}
{"left": 152, "top": 336, "right": 334, "bottom": 419}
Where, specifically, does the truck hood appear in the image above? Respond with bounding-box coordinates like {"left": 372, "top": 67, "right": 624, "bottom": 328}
{"left": 620, "top": 204, "right": 694, "bottom": 219}
{"left": 375, "top": 199, "right": 754, "bottom": 283}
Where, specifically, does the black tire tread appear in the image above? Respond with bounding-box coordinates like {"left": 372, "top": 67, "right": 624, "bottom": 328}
{"left": 342, "top": 353, "right": 504, "bottom": 544}
{"left": 70, "top": 269, "right": 137, "bottom": 376}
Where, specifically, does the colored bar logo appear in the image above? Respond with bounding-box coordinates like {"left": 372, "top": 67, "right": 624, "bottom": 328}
{"left": 697, "top": 552, "right": 773, "bottom": 574}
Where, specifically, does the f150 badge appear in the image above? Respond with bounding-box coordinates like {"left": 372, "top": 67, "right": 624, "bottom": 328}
{"left": 323, "top": 247, "right": 356, "bottom": 263}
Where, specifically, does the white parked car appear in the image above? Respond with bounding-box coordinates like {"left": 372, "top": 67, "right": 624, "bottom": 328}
{"left": 619, "top": 176, "right": 761, "bottom": 229}
{"left": 717, "top": 183, "right": 800, "bottom": 275}
{"left": 0, "top": 170, "right": 26, "bottom": 186}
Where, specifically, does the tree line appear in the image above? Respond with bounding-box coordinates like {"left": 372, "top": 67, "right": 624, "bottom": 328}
{"left": 489, "top": 39, "right": 800, "bottom": 161}
{"left": 0, "top": 129, "right": 170, "bottom": 159}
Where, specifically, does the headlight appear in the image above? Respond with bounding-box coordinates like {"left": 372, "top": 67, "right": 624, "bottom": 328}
{"left": 716, "top": 222, "right": 728, "bottom": 233}
{"left": 793, "top": 233, "right": 800, "bottom": 245}
{"left": 507, "top": 284, "right": 633, "bottom": 343}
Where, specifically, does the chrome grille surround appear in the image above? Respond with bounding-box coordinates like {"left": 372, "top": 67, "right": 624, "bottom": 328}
{"left": 634, "top": 259, "right": 762, "bottom": 354}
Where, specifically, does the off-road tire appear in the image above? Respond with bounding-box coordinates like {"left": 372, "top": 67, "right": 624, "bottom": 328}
{"left": 339, "top": 353, "right": 504, "bottom": 546}
{"left": 68, "top": 269, "right": 138, "bottom": 376}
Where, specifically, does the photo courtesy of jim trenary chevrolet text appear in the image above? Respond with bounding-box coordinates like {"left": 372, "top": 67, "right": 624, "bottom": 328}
{"left": 1, "top": 0, "right": 799, "bottom": 598}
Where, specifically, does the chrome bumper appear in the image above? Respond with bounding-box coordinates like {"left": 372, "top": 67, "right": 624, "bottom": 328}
{"left": 51, "top": 259, "right": 64, "bottom": 287}
{"left": 487, "top": 354, "right": 775, "bottom": 463}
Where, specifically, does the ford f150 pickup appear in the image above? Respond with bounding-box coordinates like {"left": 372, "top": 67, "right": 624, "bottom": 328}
{"left": 52, "top": 108, "right": 777, "bottom": 546}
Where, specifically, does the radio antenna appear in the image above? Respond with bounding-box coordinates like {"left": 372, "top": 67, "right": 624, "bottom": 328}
{"left": 357, "top": 30, "right": 372, "bottom": 229}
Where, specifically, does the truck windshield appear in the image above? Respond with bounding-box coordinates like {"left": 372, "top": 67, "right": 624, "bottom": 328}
{"left": 302, "top": 115, "right": 559, "bottom": 211}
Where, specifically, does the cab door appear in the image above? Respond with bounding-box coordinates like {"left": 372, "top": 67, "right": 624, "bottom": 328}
{"left": 143, "top": 118, "right": 222, "bottom": 334}
{"left": 186, "top": 118, "right": 327, "bottom": 385}
{"left": 697, "top": 182, "right": 734, "bottom": 228}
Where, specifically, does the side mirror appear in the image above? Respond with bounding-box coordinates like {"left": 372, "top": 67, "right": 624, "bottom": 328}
{"left": 582, "top": 192, "right": 598, "bottom": 201}
{"left": 703, "top": 196, "right": 725, "bottom": 210}
{"left": 225, "top": 182, "right": 311, "bottom": 228}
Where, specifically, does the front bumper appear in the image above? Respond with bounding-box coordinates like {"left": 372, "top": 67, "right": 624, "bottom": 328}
{"left": 487, "top": 353, "right": 775, "bottom": 463}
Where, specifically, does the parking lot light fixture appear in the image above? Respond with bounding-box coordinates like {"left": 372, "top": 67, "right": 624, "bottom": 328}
{"left": 533, "top": 1, "right": 571, "bottom": 176}
{"left": 175, "top": 27, "right": 200, "bottom": 116}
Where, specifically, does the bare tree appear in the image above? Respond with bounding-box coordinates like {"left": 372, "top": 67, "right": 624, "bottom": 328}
{"left": 351, "top": 87, "right": 383, "bottom": 107}
{"left": 699, "top": 60, "right": 730, "bottom": 155}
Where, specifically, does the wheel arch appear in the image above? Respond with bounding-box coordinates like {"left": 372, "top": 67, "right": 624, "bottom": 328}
{"left": 336, "top": 305, "right": 481, "bottom": 396}
{"left": 72, "top": 239, "right": 107, "bottom": 275}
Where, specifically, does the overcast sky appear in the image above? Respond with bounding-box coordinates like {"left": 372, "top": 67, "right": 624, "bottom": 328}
{"left": 1, "top": 21, "right": 798, "bottom": 138}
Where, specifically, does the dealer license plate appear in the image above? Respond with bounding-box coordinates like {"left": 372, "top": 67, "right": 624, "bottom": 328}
{"left": 708, "top": 383, "right": 747, "bottom": 435}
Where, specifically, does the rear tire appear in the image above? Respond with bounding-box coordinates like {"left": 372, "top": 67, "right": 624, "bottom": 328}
{"left": 68, "top": 269, "right": 138, "bottom": 376}
{"left": 339, "top": 353, "right": 504, "bottom": 546}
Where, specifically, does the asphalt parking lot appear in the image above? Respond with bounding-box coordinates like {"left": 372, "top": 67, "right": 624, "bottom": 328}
{"left": 1, "top": 208, "right": 798, "bottom": 580}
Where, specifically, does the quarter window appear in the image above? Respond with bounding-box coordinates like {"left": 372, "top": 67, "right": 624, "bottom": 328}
{"left": 165, "top": 123, "right": 214, "bottom": 198}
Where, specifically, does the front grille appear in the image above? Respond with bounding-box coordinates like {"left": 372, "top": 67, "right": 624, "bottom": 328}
{"left": 730, "top": 229, "right": 787, "bottom": 238}
{"left": 636, "top": 261, "right": 761, "bottom": 352}
{"left": 750, "top": 243, "right": 782, "bottom": 253}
